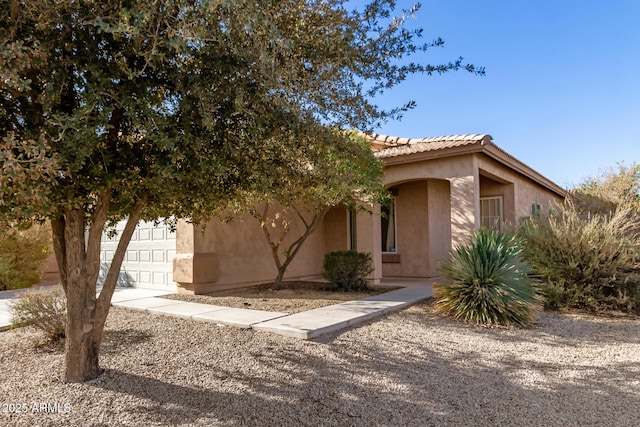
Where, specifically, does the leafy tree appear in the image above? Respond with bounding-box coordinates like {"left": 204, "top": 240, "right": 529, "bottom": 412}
{"left": 0, "top": 221, "right": 52, "bottom": 290}
{"left": 248, "top": 129, "right": 386, "bottom": 290}
{"left": 0, "top": 0, "right": 482, "bottom": 382}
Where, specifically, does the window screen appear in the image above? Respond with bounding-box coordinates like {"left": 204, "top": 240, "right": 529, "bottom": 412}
{"left": 480, "top": 197, "right": 503, "bottom": 231}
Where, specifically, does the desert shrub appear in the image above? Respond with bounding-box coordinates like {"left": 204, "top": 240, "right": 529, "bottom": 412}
{"left": 570, "top": 162, "right": 640, "bottom": 214}
{"left": 322, "top": 250, "right": 374, "bottom": 291}
{"left": 434, "top": 228, "right": 541, "bottom": 327}
{"left": 10, "top": 288, "right": 67, "bottom": 344}
{"left": 519, "top": 202, "right": 640, "bottom": 313}
{"left": 570, "top": 162, "right": 640, "bottom": 237}
{"left": 0, "top": 222, "right": 52, "bottom": 291}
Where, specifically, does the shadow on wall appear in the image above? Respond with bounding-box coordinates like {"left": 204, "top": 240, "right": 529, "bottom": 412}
{"left": 449, "top": 177, "right": 476, "bottom": 248}
{"left": 98, "top": 262, "right": 136, "bottom": 288}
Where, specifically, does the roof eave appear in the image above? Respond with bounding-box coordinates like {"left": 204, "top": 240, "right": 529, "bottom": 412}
{"left": 376, "top": 143, "right": 485, "bottom": 165}
{"left": 481, "top": 143, "right": 566, "bottom": 198}
{"left": 378, "top": 142, "right": 566, "bottom": 198}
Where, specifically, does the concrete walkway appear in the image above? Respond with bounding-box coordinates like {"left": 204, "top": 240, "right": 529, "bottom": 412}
{"left": 1, "top": 278, "right": 435, "bottom": 338}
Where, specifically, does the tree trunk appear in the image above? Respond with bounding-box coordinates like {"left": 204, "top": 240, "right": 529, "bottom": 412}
{"left": 272, "top": 270, "right": 285, "bottom": 290}
{"left": 64, "top": 277, "right": 101, "bottom": 382}
{"left": 61, "top": 208, "right": 102, "bottom": 382}
{"left": 257, "top": 204, "right": 330, "bottom": 292}
{"left": 52, "top": 191, "right": 144, "bottom": 383}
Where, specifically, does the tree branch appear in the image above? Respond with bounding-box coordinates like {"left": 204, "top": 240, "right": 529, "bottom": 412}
{"left": 50, "top": 216, "right": 68, "bottom": 292}
{"left": 258, "top": 202, "right": 282, "bottom": 270}
{"left": 295, "top": 207, "right": 311, "bottom": 228}
{"left": 85, "top": 188, "right": 111, "bottom": 289}
{"left": 0, "top": 81, "right": 28, "bottom": 99}
{"left": 281, "top": 207, "right": 329, "bottom": 273}
{"left": 94, "top": 193, "right": 147, "bottom": 344}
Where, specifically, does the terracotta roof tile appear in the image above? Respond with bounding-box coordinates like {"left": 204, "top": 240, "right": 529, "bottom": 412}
{"left": 365, "top": 133, "right": 492, "bottom": 158}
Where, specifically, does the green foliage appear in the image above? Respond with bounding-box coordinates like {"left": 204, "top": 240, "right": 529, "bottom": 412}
{"left": 11, "top": 289, "right": 67, "bottom": 344}
{"left": 434, "top": 229, "right": 541, "bottom": 327}
{"left": 251, "top": 129, "right": 388, "bottom": 209}
{"left": 322, "top": 250, "right": 374, "bottom": 291}
{"left": 0, "top": 222, "right": 52, "bottom": 291}
{"left": 519, "top": 202, "right": 640, "bottom": 313}
{"left": 0, "top": 0, "right": 482, "bottom": 227}
{"left": 570, "top": 162, "right": 640, "bottom": 215}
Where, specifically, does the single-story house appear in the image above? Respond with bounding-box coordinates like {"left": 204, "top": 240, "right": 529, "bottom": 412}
{"left": 94, "top": 133, "right": 564, "bottom": 294}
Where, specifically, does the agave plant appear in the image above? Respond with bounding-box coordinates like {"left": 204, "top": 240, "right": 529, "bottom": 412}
{"left": 434, "top": 228, "right": 542, "bottom": 327}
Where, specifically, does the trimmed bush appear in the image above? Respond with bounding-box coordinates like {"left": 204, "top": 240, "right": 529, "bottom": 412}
{"left": 11, "top": 289, "right": 66, "bottom": 344}
{"left": 434, "top": 228, "right": 542, "bottom": 327}
{"left": 0, "top": 222, "right": 52, "bottom": 291}
{"left": 519, "top": 202, "right": 640, "bottom": 313}
{"left": 322, "top": 250, "right": 374, "bottom": 291}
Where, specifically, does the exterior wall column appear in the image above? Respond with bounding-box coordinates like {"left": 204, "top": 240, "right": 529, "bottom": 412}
{"left": 449, "top": 175, "right": 479, "bottom": 248}
{"left": 356, "top": 206, "right": 382, "bottom": 285}
{"left": 173, "top": 219, "right": 219, "bottom": 295}
{"left": 426, "top": 179, "right": 452, "bottom": 276}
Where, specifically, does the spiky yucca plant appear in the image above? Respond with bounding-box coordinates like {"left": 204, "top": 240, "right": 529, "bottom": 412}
{"left": 434, "top": 228, "right": 542, "bottom": 327}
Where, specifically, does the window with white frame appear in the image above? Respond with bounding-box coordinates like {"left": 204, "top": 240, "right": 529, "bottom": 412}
{"left": 480, "top": 196, "right": 503, "bottom": 231}
{"left": 381, "top": 198, "right": 397, "bottom": 252}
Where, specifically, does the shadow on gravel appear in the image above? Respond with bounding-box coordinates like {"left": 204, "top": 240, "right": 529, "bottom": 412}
{"left": 59, "top": 305, "right": 640, "bottom": 426}
{"left": 85, "top": 322, "right": 640, "bottom": 426}
{"left": 101, "top": 328, "right": 153, "bottom": 354}
{"left": 382, "top": 303, "right": 640, "bottom": 346}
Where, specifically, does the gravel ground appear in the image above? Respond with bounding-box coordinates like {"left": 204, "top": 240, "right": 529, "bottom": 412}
{"left": 1, "top": 303, "right": 639, "bottom": 427}
{"left": 163, "top": 281, "right": 397, "bottom": 314}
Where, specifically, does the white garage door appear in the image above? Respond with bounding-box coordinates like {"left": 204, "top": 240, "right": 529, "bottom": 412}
{"left": 99, "top": 219, "right": 177, "bottom": 291}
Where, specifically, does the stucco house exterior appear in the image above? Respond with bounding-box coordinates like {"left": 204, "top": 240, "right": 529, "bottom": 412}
{"left": 161, "top": 133, "right": 565, "bottom": 294}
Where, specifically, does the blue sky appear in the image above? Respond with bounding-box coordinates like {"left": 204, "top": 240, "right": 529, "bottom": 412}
{"left": 372, "top": 0, "right": 640, "bottom": 188}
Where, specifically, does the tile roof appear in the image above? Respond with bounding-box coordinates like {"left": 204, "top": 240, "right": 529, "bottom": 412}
{"left": 367, "top": 133, "right": 493, "bottom": 158}
{"left": 363, "top": 132, "right": 566, "bottom": 197}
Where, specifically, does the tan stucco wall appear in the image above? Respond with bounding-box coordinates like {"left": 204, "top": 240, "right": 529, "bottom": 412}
{"left": 174, "top": 204, "right": 329, "bottom": 294}
{"left": 324, "top": 206, "right": 349, "bottom": 253}
{"left": 39, "top": 253, "right": 61, "bottom": 286}
{"left": 479, "top": 174, "right": 516, "bottom": 226}
{"left": 476, "top": 154, "right": 563, "bottom": 223}
{"left": 382, "top": 181, "right": 430, "bottom": 277}
{"left": 427, "top": 179, "right": 452, "bottom": 274}
{"left": 355, "top": 208, "right": 382, "bottom": 284}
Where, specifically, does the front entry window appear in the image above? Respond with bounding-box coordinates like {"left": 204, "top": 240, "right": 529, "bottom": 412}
{"left": 348, "top": 208, "right": 357, "bottom": 251}
{"left": 480, "top": 196, "right": 503, "bottom": 231}
{"left": 381, "top": 198, "right": 396, "bottom": 252}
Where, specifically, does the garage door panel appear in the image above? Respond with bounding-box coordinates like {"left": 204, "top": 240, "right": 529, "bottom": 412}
{"left": 152, "top": 228, "right": 165, "bottom": 240}
{"left": 139, "top": 250, "right": 151, "bottom": 262}
{"left": 98, "top": 219, "right": 176, "bottom": 291}
{"left": 152, "top": 250, "right": 165, "bottom": 262}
